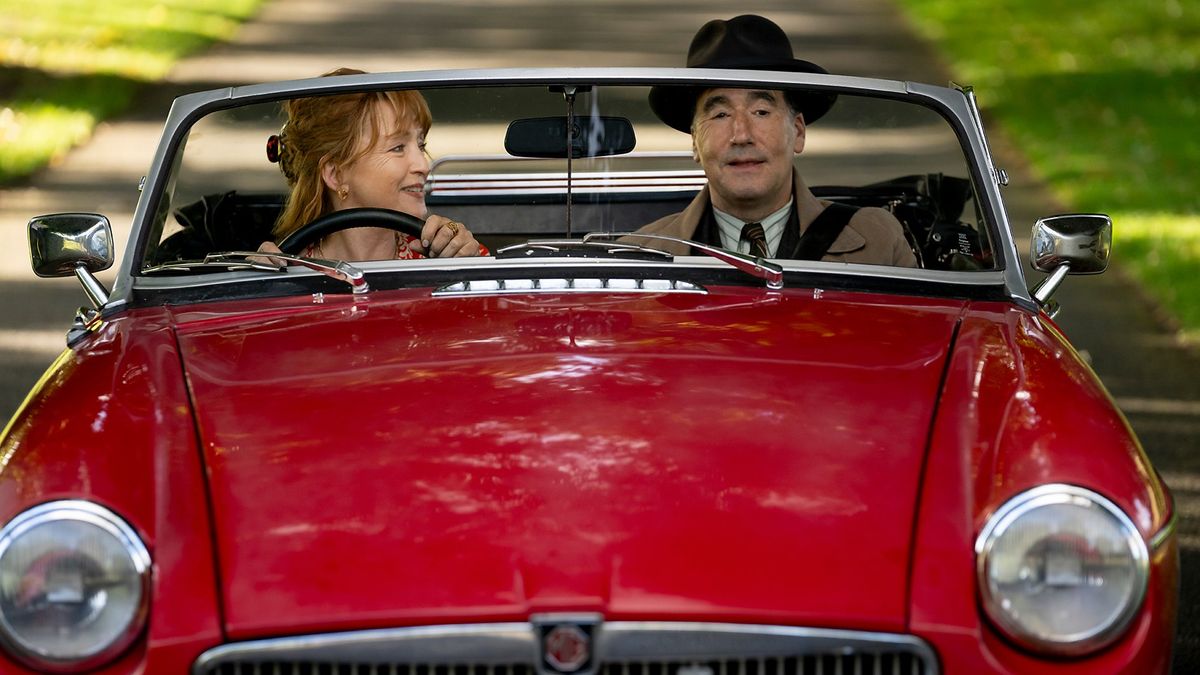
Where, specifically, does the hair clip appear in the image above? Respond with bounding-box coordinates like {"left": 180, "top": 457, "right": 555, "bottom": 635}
{"left": 266, "top": 134, "right": 283, "bottom": 163}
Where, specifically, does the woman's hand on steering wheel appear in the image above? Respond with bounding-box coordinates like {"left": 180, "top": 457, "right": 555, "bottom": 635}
{"left": 420, "top": 214, "right": 484, "bottom": 258}
{"left": 273, "top": 208, "right": 484, "bottom": 259}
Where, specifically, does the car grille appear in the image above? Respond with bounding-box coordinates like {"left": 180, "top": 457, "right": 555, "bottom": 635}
{"left": 195, "top": 622, "right": 937, "bottom": 675}
{"left": 202, "top": 655, "right": 929, "bottom": 675}
{"left": 605, "top": 656, "right": 928, "bottom": 675}
{"left": 204, "top": 665, "right": 535, "bottom": 675}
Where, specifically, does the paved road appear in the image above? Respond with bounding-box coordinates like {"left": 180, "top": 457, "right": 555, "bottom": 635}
{"left": 2, "top": 0, "right": 1196, "bottom": 669}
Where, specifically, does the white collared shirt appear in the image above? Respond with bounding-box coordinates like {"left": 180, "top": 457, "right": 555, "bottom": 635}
{"left": 713, "top": 199, "right": 794, "bottom": 256}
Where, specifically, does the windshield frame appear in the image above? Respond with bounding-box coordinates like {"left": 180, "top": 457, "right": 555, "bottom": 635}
{"left": 109, "top": 68, "right": 1027, "bottom": 309}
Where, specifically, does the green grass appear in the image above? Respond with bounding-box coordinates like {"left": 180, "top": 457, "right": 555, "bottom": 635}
{"left": 894, "top": 0, "right": 1200, "bottom": 333}
{"left": 0, "top": 0, "right": 265, "bottom": 182}
{"left": 1117, "top": 213, "right": 1200, "bottom": 341}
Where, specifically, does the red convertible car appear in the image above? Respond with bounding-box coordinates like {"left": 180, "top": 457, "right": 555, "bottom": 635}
{"left": 5, "top": 69, "right": 1177, "bottom": 673}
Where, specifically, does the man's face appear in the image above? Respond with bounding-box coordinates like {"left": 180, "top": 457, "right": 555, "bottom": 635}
{"left": 691, "top": 88, "right": 806, "bottom": 220}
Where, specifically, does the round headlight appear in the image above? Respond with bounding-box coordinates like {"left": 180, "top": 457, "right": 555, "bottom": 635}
{"left": 976, "top": 484, "right": 1149, "bottom": 656}
{"left": 0, "top": 501, "right": 151, "bottom": 671}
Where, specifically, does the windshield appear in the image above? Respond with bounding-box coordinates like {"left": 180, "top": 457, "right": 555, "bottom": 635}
{"left": 143, "top": 80, "right": 993, "bottom": 273}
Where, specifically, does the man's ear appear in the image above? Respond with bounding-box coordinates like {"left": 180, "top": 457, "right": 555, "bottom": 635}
{"left": 691, "top": 137, "right": 700, "bottom": 163}
{"left": 793, "top": 114, "right": 807, "bottom": 155}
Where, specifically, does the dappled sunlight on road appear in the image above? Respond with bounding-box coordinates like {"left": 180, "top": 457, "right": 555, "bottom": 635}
{"left": 1160, "top": 471, "right": 1200, "bottom": 551}
{"left": 0, "top": 329, "right": 70, "bottom": 359}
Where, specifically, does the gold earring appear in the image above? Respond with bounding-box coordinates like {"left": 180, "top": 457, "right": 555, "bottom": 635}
{"left": 338, "top": 185, "right": 349, "bottom": 200}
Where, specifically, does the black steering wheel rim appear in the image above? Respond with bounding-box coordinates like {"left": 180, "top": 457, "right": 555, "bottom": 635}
{"left": 278, "top": 207, "right": 425, "bottom": 255}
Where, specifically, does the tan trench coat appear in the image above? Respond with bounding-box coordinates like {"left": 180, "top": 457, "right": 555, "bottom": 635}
{"left": 627, "top": 170, "right": 918, "bottom": 268}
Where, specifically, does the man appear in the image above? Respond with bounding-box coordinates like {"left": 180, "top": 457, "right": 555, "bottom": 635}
{"left": 633, "top": 15, "right": 917, "bottom": 267}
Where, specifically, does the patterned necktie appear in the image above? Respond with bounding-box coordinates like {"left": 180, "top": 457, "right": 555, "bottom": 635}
{"left": 741, "top": 222, "right": 769, "bottom": 258}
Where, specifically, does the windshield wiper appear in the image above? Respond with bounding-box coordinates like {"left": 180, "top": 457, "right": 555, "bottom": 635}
{"left": 495, "top": 239, "right": 673, "bottom": 261}
{"left": 141, "top": 251, "right": 370, "bottom": 294}
{"left": 582, "top": 232, "right": 784, "bottom": 289}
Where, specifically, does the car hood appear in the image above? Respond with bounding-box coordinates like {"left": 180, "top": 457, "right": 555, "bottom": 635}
{"left": 173, "top": 287, "right": 964, "bottom": 639}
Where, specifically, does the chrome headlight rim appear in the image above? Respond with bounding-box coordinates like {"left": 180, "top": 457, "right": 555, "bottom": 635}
{"left": 975, "top": 483, "right": 1150, "bottom": 657}
{"left": 0, "top": 500, "right": 152, "bottom": 672}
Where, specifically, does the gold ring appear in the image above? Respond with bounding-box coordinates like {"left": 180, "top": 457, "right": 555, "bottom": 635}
{"left": 446, "top": 221, "right": 460, "bottom": 235}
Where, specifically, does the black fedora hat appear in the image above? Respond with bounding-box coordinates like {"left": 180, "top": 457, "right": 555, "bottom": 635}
{"left": 649, "top": 15, "right": 836, "bottom": 133}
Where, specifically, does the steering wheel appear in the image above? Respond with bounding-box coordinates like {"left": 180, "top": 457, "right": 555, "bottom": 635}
{"left": 278, "top": 207, "right": 426, "bottom": 255}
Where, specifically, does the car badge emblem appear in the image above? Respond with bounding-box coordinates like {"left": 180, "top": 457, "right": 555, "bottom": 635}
{"left": 538, "top": 621, "right": 595, "bottom": 674}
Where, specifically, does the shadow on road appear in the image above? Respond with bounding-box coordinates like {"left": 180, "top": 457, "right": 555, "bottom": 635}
{"left": 0, "top": 279, "right": 87, "bottom": 424}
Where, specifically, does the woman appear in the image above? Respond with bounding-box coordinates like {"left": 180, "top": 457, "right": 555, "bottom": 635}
{"left": 259, "top": 67, "right": 485, "bottom": 260}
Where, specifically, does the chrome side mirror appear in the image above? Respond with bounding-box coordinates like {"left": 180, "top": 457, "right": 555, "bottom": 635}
{"left": 1029, "top": 214, "right": 1112, "bottom": 309}
{"left": 29, "top": 213, "right": 114, "bottom": 308}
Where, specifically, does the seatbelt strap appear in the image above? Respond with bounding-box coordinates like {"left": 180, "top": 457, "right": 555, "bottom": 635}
{"left": 792, "top": 202, "right": 858, "bottom": 260}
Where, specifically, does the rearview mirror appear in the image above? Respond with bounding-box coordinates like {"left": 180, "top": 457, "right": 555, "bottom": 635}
{"left": 505, "top": 116, "right": 636, "bottom": 159}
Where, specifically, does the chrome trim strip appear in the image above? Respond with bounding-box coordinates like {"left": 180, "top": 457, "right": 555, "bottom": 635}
{"left": 222, "top": 68, "right": 913, "bottom": 102}
{"left": 193, "top": 621, "right": 938, "bottom": 674}
{"left": 130, "top": 257, "right": 1008, "bottom": 294}
{"left": 192, "top": 623, "right": 536, "bottom": 672}
{"left": 431, "top": 150, "right": 695, "bottom": 171}
{"left": 428, "top": 152, "right": 706, "bottom": 196}
{"left": 599, "top": 622, "right": 937, "bottom": 671}
{"left": 588, "top": 232, "right": 784, "bottom": 289}
{"left": 430, "top": 183, "right": 707, "bottom": 197}
{"left": 429, "top": 175, "right": 706, "bottom": 193}
{"left": 959, "top": 86, "right": 1002, "bottom": 188}
{"left": 946, "top": 82, "right": 1030, "bottom": 305}
{"left": 531, "top": 612, "right": 606, "bottom": 625}
{"left": 433, "top": 278, "right": 707, "bottom": 296}
{"left": 1150, "top": 511, "right": 1179, "bottom": 551}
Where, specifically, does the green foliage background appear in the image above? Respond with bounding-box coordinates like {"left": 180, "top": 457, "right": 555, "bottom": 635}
{"left": 896, "top": 0, "right": 1200, "bottom": 335}
{"left": 0, "top": 0, "right": 264, "bottom": 182}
